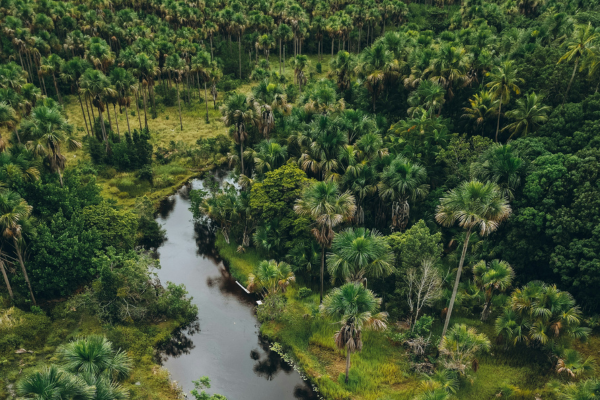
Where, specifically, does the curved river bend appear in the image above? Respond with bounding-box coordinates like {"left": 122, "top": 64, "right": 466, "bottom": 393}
{"left": 154, "top": 174, "right": 316, "bottom": 400}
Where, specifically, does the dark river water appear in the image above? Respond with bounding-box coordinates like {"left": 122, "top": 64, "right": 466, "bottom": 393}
{"left": 153, "top": 173, "right": 317, "bottom": 400}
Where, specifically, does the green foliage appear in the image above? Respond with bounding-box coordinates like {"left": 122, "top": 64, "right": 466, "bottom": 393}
{"left": 29, "top": 209, "right": 103, "bottom": 298}
{"left": 68, "top": 250, "right": 197, "bottom": 324}
{"left": 81, "top": 202, "right": 138, "bottom": 251}
{"left": 190, "top": 376, "right": 227, "bottom": 400}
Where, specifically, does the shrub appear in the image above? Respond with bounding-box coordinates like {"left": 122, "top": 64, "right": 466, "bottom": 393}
{"left": 298, "top": 287, "right": 312, "bottom": 299}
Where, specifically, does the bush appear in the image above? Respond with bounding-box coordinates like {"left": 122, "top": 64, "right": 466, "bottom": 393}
{"left": 256, "top": 294, "right": 286, "bottom": 322}
{"left": 316, "top": 62, "right": 322, "bottom": 73}
{"left": 298, "top": 287, "right": 312, "bottom": 299}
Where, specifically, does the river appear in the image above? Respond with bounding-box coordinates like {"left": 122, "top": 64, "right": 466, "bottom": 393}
{"left": 153, "top": 173, "right": 317, "bottom": 400}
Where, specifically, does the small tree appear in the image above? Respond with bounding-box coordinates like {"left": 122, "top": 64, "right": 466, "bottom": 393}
{"left": 405, "top": 259, "right": 442, "bottom": 330}
{"left": 439, "top": 324, "right": 490, "bottom": 375}
{"left": 322, "top": 282, "right": 388, "bottom": 384}
{"left": 472, "top": 259, "right": 514, "bottom": 321}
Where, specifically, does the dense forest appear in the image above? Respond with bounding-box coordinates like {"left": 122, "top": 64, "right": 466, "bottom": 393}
{"left": 1, "top": 0, "right": 600, "bottom": 398}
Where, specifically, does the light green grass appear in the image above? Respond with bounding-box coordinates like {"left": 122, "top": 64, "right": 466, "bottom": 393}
{"left": 214, "top": 233, "right": 262, "bottom": 285}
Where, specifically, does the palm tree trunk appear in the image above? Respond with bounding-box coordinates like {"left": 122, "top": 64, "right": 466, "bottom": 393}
{"left": 210, "top": 34, "right": 214, "bottom": 61}
{"left": 14, "top": 240, "right": 36, "bottom": 306}
{"left": 441, "top": 227, "right": 472, "bottom": 337}
{"left": 52, "top": 73, "right": 62, "bottom": 104}
{"left": 331, "top": 38, "right": 334, "bottom": 58}
{"left": 320, "top": 244, "right": 325, "bottom": 304}
{"left": 176, "top": 80, "right": 183, "bottom": 131}
{"left": 106, "top": 103, "right": 113, "bottom": 134}
{"left": 283, "top": 43, "right": 286, "bottom": 73}
{"left": 124, "top": 103, "right": 131, "bottom": 134}
{"left": 279, "top": 38, "right": 282, "bottom": 75}
{"left": 495, "top": 101, "right": 501, "bottom": 143}
{"left": 564, "top": 56, "right": 579, "bottom": 105}
{"left": 135, "top": 90, "right": 143, "bottom": 130}
{"left": 13, "top": 127, "right": 20, "bottom": 144}
{"left": 358, "top": 27, "right": 362, "bottom": 53}
{"left": 238, "top": 34, "right": 242, "bottom": 80}
{"left": 77, "top": 92, "right": 90, "bottom": 136}
{"left": 204, "top": 81, "right": 209, "bottom": 123}
{"left": 345, "top": 348, "right": 351, "bottom": 383}
{"left": 0, "top": 260, "right": 13, "bottom": 300}
{"left": 142, "top": 86, "right": 148, "bottom": 129}
{"left": 85, "top": 96, "right": 94, "bottom": 134}
{"left": 99, "top": 109, "right": 108, "bottom": 150}
{"left": 239, "top": 137, "right": 244, "bottom": 175}
{"left": 113, "top": 104, "right": 120, "bottom": 137}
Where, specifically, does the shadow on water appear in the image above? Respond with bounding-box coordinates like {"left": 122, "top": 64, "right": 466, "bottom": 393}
{"left": 153, "top": 170, "right": 316, "bottom": 400}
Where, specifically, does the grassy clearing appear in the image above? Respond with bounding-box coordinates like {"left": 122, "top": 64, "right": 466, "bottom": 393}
{"left": 215, "top": 238, "right": 600, "bottom": 400}
{"left": 57, "top": 53, "right": 332, "bottom": 211}
{"left": 0, "top": 301, "right": 184, "bottom": 400}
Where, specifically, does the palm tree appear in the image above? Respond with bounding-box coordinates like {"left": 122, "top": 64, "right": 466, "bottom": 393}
{"left": 191, "top": 51, "right": 213, "bottom": 123}
{"left": 355, "top": 42, "right": 399, "bottom": 112}
{"left": 378, "top": 155, "right": 429, "bottom": 231}
{"left": 78, "top": 68, "right": 115, "bottom": 147}
{"left": 425, "top": 44, "right": 472, "bottom": 101}
{"left": 220, "top": 93, "right": 258, "bottom": 175}
{"left": 164, "top": 54, "right": 186, "bottom": 131}
{"left": 473, "top": 259, "right": 514, "bottom": 321}
{"left": 558, "top": 23, "right": 598, "bottom": 103}
{"left": 327, "top": 227, "right": 394, "bottom": 285}
{"left": 132, "top": 53, "right": 159, "bottom": 130}
{"left": 209, "top": 65, "right": 223, "bottom": 111}
{"left": 252, "top": 139, "right": 288, "bottom": 173}
{"left": 436, "top": 180, "right": 511, "bottom": 337}
{"left": 556, "top": 349, "right": 597, "bottom": 379}
{"left": 439, "top": 324, "right": 491, "bottom": 375}
{"left": 232, "top": 13, "right": 246, "bottom": 80}
{"left": 554, "top": 379, "right": 600, "bottom": 400}
{"left": 17, "top": 365, "right": 94, "bottom": 400}
{"left": 20, "top": 104, "right": 81, "bottom": 188}
{"left": 0, "top": 102, "right": 17, "bottom": 151}
{"left": 407, "top": 80, "right": 446, "bottom": 117}
{"left": 203, "top": 20, "right": 218, "bottom": 61}
{"left": 59, "top": 336, "right": 132, "bottom": 379}
{"left": 0, "top": 190, "right": 36, "bottom": 304}
{"left": 274, "top": 23, "right": 293, "bottom": 74}
{"left": 503, "top": 92, "right": 551, "bottom": 139}
{"left": 257, "top": 34, "right": 276, "bottom": 61}
{"left": 295, "top": 181, "right": 356, "bottom": 303}
{"left": 486, "top": 60, "right": 524, "bottom": 142}
{"left": 461, "top": 90, "right": 499, "bottom": 135}
{"left": 247, "top": 259, "right": 295, "bottom": 296}
{"left": 470, "top": 143, "right": 526, "bottom": 201}
{"left": 109, "top": 67, "right": 137, "bottom": 135}
{"left": 60, "top": 58, "right": 92, "bottom": 136}
{"left": 496, "top": 281, "right": 589, "bottom": 347}
{"left": 322, "top": 282, "right": 387, "bottom": 383}
{"left": 289, "top": 54, "right": 309, "bottom": 92}
{"left": 329, "top": 51, "right": 356, "bottom": 91}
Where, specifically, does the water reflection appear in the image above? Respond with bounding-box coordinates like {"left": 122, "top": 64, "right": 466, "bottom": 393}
{"left": 155, "top": 321, "right": 200, "bottom": 364}
{"left": 154, "top": 172, "right": 317, "bottom": 399}
{"left": 252, "top": 335, "right": 293, "bottom": 380}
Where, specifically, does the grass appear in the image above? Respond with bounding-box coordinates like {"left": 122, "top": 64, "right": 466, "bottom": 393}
{"left": 215, "top": 237, "right": 600, "bottom": 400}
{"left": 56, "top": 53, "right": 334, "bottom": 211}
{"left": 0, "top": 301, "right": 184, "bottom": 400}
{"left": 214, "top": 233, "right": 262, "bottom": 286}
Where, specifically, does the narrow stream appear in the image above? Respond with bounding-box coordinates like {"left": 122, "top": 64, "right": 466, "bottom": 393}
{"left": 154, "top": 173, "right": 316, "bottom": 400}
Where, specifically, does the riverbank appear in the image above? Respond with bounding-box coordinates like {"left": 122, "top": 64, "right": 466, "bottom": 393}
{"left": 0, "top": 299, "right": 187, "bottom": 399}
{"left": 214, "top": 236, "right": 600, "bottom": 400}
{"left": 214, "top": 234, "right": 420, "bottom": 400}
